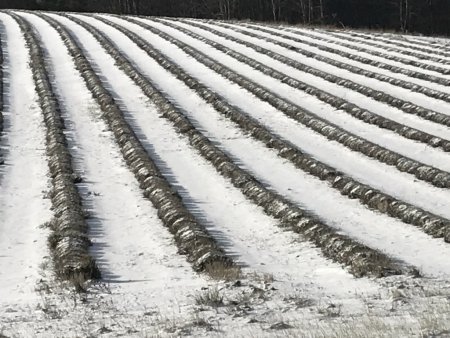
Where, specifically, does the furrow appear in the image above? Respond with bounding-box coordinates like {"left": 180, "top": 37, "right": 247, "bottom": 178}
{"left": 8, "top": 12, "right": 100, "bottom": 284}
{"left": 162, "top": 20, "right": 450, "bottom": 143}
{"left": 69, "top": 14, "right": 450, "bottom": 242}
{"left": 100, "top": 15, "right": 450, "bottom": 190}
{"left": 237, "top": 22, "right": 450, "bottom": 105}
{"left": 33, "top": 12, "right": 234, "bottom": 276}
{"left": 187, "top": 20, "right": 450, "bottom": 129}
{"left": 52, "top": 13, "right": 417, "bottom": 278}
{"left": 220, "top": 20, "right": 450, "bottom": 89}
{"left": 146, "top": 18, "right": 450, "bottom": 153}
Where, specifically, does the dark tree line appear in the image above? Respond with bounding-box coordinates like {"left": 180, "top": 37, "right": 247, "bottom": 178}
{"left": 1, "top": 0, "right": 450, "bottom": 36}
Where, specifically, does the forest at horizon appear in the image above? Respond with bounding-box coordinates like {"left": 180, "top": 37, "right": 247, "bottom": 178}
{"left": 1, "top": 0, "right": 449, "bottom": 36}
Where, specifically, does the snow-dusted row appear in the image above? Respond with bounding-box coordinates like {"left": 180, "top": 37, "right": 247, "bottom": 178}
{"left": 280, "top": 25, "right": 450, "bottom": 75}
{"left": 326, "top": 30, "right": 450, "bottom": 64}
{"left": 9, "top": 12, "right": 100, "bottom": 284}
{"left": 151, "top": 20, "right": 450, "bottom": 156}
{"left": 64, "top": 13, "right": 416, "bottom": 278}
{"left": 235, "top": 23, "right": 450, "bottom": 105}
{"left": 116, "top": 16, "right": 450, "bottom": 192}
{"left": 84, "top": 16, "right": 450, "bottom": 241}
{"left": 194, "top": 21, "right": 450, "bottom": 129}
{"left": 35, "top": 13, "right": 234, "bottom": 276}
{"left": 202, "top": 22, "right": 450, "bottom": 117}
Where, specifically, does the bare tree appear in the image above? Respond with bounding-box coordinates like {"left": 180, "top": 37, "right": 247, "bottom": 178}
{"left": 398, "top": 0, "right": 411, "bottom": 32}
{"left": 218, "top": 0, "right": 237, "bottom": 19}
{"left": 318, "top": 0, "right": 324, "bottom": 22}
{"left": 270, "top": 0, "right": 277, "bottom": 21}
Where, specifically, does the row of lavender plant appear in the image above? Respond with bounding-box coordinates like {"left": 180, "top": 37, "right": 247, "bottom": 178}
{"left": 237, "top": 22, "right": 450, "bottom": 104}
{"left": 9, "top": 12, "right": 100, "bottom": 286}
{"left": 267, "top": 23, "right": 450, "bottom": 74}
{"left": 57, "top": 12, "right": 421, "bottom": 278}
{"left": 96, "top": 15, "right": 450, "bottom": 242}
{"left": 196, "top": 20, "right": 450, "bottom": 126}
{"left": 31, "top": 12, "right": 235, "bottom": 279}
{"left": 111, "top": 16, "right": 450, "bottom": 192}
{"left": 154, "top": 18, "right": 450, "bottom": 152}
{"left": 323, "top": 29, "right": 450, "bottom": 64}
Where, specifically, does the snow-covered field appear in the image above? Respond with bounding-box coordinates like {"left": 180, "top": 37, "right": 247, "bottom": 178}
{"left": 0, "top": 10, "right": 449, "bottom": 337}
